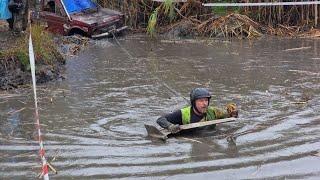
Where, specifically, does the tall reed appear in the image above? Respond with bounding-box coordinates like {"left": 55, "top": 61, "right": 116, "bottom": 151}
{"left": 97, "top": 0, "right": 319, "bottom": 29}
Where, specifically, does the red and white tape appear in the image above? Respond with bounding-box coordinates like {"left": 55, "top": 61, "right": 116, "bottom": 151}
{"left": 29, "top": 32, "right": 49, "bottom": 180}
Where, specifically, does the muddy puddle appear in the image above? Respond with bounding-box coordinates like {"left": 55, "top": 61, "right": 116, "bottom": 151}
{"left": 0, "top": 35, "right": 320, "bottom": 179}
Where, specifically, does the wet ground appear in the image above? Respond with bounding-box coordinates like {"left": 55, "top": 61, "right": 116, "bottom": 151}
{"left": 0, "top": 35, "right": 320, "bottom": 179}
{"left": 0, "top": 21, "right": 67, "bottom": 90}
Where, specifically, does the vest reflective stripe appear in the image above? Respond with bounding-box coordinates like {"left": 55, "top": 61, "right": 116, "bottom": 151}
{"left": 181, "top": 106, "right": 217, "bottom": 125}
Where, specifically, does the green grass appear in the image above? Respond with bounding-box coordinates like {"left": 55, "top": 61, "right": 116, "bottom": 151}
{"left": 212, "top": 0, "right": 240, "bottom": 16}
{"left": 0, "top": 24, "right": 60, "bottom": 71}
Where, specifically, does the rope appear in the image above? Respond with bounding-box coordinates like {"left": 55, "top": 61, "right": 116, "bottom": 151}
{"left": 111, "top": 32, "right": 134, "bottom": 59}
{"left": 111, "top": 33, "right": 189, "bottom": 103}
{"left": 29, "top": 27, "right": 49, "bottom": 180}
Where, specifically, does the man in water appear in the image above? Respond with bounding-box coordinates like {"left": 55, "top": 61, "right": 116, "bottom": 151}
{"left": 157, "top": 88, "right": 238, "bottom": 133}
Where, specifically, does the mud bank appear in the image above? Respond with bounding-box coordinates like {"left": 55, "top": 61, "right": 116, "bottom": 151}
{"left": 0, "top": 49, "right": 65, "bottom": 90}
{"left": 0, "top": 22, "right": 89, "bottom": 90}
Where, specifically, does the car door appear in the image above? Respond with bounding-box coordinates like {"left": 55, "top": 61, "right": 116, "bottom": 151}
{"left": 41, "top": 0, "right": 69, "bottom": 35}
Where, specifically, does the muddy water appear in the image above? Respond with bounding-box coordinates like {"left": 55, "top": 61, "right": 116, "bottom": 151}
{"left": 1, "top": 36, "right": 320, "bottom": 179}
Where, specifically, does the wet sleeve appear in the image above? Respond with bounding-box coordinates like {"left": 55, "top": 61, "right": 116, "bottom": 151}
{"left": 156, "top": 116, "right": 171, "bottom": 129}
{"left": 165, "top": 110, "right": 183, "bottom": 125}
{"left": 212, "top": 106, "right": 229, "bottom": 119}
{"left": 156, "top": 110, "right": 183, "bottom": 129}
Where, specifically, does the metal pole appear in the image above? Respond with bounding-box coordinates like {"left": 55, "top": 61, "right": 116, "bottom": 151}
{"left": 60, "top": 0, "right": 71, "bottom": 20}
{"left": 316, "top": 2, "right": 318, "bottom": 27}
{"left": 203, "top": 1, "right": 320, "bottom": 7}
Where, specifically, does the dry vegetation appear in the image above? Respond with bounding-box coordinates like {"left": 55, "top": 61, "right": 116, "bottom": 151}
{"left": 98, "top": 0, "right": 320, "bottom": 38}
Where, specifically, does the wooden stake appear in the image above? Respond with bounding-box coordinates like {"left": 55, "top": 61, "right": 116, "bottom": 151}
{"left": 47, "top": 162, "right": 58, "bottom": 174}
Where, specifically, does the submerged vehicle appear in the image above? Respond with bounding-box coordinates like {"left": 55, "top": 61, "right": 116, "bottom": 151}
{"left": 34, "top": 0, "right": 127, "bottom": 38}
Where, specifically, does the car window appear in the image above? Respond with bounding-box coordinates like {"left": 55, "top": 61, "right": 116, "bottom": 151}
{"left": 44, "top": 0, "right": 55, "bottom": 13}
{"left": 62, "top": 0, "right": 97, "bottom": 14}
{"left": 43, "top": 0, "right": 65, "bottom": 17}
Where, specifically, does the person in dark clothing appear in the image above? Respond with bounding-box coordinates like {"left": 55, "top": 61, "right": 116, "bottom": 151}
{"left": 6, "top": 17, "right": 14, "bottom": 29}
{"left": 2, "top": 0, "right": 13, "bottom": 29}
{"left": 7, "top": 0, "right": 28, "bottom": 32}
{"left": 157, "top": 88, "right": 238, "bottom": 133}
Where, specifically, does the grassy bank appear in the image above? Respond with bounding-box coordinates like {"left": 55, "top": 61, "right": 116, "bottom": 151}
{"left": 0, "top": 24, "right": 65, "bottom": 90}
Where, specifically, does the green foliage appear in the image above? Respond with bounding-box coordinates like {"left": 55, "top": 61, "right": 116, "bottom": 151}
{"left": 212, "top": 0, "right": 240, "bottom": 16}
{"left": 232, "top": 6, "right": 240, "bottom": 14}
{"left": 16, "top": 50, "right": 30, "bottom": 71}
{"left": 0, "top": 24, "right": 59, "bottom": 71}
{"left": 147, "top": 8, "right": 159, "bottom": 37}
{"left": 31, "top": 24, "right": 55, "bottom": 65}
{"left": 163, "top": 0, "right": 175, "bottom": 21}
{"left": 147, "top": 0, "right": 176, "bottom": 37}
{"left": 0, "top": 51, "right": 4, "bottom": 59}
{"left": 212, "top": 6, "right": 227, "bottom": 16}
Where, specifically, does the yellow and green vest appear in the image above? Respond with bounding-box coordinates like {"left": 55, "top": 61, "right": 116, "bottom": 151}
{"left": 181, "top": 106, "right": 219, "bottom": 125}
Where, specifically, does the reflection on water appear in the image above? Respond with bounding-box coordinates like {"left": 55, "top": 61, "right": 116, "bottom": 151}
{"left": 0, "top": 36, "right": 320, "bottom": 179}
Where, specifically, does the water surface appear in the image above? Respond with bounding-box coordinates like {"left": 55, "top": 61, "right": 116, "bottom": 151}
{"left": 1, "top": 36, "right": 320, "bottom": 179}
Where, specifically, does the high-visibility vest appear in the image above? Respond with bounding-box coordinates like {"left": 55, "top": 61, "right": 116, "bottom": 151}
{"left": 181, "top": 106, "right": 216, "bottom": 125}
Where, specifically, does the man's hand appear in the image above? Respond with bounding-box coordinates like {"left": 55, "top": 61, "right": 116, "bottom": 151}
{"left": 168, "top": 124, "right": 180, "bottom": 134}
{"left": 227, "top": 103, "right": 238, "bottom": 118}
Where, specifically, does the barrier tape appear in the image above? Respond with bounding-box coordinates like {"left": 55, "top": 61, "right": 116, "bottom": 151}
{"left": 29, "top": 31, "right": 49, "bottom": 180}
